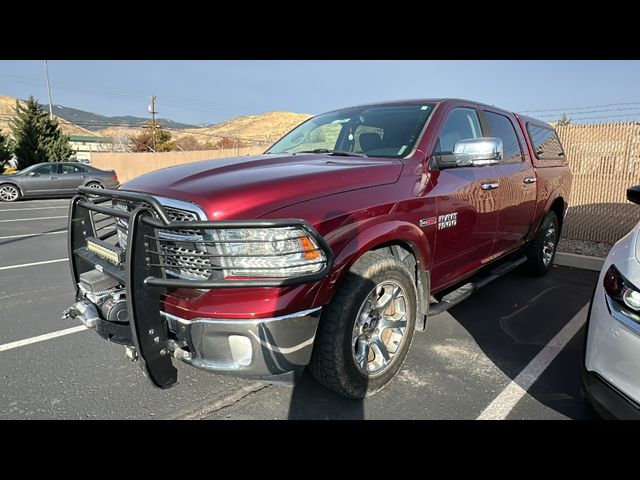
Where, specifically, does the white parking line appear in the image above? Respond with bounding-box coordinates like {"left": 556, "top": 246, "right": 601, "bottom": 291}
{"left": 0, "top": 206, "right": 68, "bottom": 212}
{"left": 0, "top": 258, "right": 68, "bottom": 271}
{"left": 477, "top": 303, "right": 590, "bottom": 420}
{"left": 0, "top": 199, "right": 70, "bottom": 204}
{"left": 0, "top": 216, "right": 67, "bottom": 223}
{"left": 0, "top": 326, "right": 87, "bottom": 353}
{"left": 0, "top": 231, "right": 67, "bottom": 240}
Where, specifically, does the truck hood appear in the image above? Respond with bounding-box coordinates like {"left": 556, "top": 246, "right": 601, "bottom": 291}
{"left": 121, "top": 153, "right": 403, "bottom": 220}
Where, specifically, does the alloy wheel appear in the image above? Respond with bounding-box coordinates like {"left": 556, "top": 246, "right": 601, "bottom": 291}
{"left": 351, "top": 280, "right": 409, "bottom": 377}
{"left": 0, "top": 185, "right": 19, "bottom": 202}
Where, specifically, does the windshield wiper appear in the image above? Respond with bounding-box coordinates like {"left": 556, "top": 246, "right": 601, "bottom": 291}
{"left": 294, "top": 148, "right": 368, "bottom": 158}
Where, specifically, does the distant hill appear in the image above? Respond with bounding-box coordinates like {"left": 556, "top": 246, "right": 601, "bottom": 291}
{"left": 44, "top": 104, "right": 197, "bottom": 131}
{"left": 95, "top": 111, "right": 312, "bottom": 146}
{"left": 0, "top": 95, "right": 95, "bottom": 136}
{"left": 181, "top": 111, "right": 312, "bottom": 143}
{"left": 0, "top": 94, "right": 312, "bottom": 147}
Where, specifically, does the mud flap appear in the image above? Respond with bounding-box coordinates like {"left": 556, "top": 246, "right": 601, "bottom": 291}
{"left": 125, "top": 207, "right": 178, "bottom": 389}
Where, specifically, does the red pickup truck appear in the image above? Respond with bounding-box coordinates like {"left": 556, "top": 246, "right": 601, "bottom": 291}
{"left": 64, "top": 99, "right": 570, "bottom": 398}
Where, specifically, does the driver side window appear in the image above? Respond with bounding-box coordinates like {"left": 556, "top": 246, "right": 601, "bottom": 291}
{"left": 34, "top": 164, "right": 56, "bottom": 175}
{"left": 436, "top": 108, "right": 483, "bottom": 153}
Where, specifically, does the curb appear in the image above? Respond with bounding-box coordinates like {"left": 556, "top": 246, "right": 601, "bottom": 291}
{"left": 554, "top": 252, "right": 604, "bottom": 272}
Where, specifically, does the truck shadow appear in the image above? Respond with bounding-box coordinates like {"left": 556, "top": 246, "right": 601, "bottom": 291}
{"left": 282, "top": 263, "right": 599, "bottom": 419}
{"left": 437, "top": 264, "right": 599, "bottom": 419}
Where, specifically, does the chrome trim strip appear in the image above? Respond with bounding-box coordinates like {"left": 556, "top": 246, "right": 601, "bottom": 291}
{"left": 151, "top": 195, "right": 208, "bottom": 221}
{"left": 159, "top": 306, "right": 322, "bottom": 326}
{"left": 247, "top": 330, "right": 315, "bottom": 354}
{"left": 605, "top": 294, "right": 640, "bottom": 335}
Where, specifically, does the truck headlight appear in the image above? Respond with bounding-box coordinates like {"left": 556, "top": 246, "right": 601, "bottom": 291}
{"left": 603, "top": 264, "right": 640, "bottom": 322}
{"left": 211, "top": 227, "right": 326, "bottom": 278}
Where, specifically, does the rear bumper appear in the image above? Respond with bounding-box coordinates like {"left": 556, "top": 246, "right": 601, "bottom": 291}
{"left": 161, "top": 307, "right": 322, "bottom": 383}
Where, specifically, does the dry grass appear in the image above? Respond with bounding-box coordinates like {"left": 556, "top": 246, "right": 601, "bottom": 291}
{"left": 181, "top": 111, "right": 312, "bottom": 143}
{"left": 1, "top": 93, "right": 311, "bottom": 146}
{"left": 0, "top": 95, "right": 95, "bottom": 136}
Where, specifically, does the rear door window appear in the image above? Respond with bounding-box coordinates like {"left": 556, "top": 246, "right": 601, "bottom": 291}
{"left": 61, "top": 164, "right": 87, "bottom": 174}
{"left": 484, "top": 111, "right": 523, "bottom": 164}
{"left": 526, "top": 123, "right": 565, "bottom": 160}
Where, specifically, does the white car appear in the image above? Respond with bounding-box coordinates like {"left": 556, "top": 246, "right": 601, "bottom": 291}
{"left": 584, "top": 185, "right": 640, "bottom": 419}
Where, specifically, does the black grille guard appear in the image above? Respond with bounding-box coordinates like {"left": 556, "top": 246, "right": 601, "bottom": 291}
{"left": 68, "top": 186, "right": 334, "bottom": 389}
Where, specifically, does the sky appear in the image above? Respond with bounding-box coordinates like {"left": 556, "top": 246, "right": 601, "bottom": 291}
{"left": 0, "top": 60, "right": 639, "bottom": 126}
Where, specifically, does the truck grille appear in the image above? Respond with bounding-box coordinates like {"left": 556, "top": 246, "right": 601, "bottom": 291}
{"left": 112, "top": 199, "right": 213, "bottom": 281}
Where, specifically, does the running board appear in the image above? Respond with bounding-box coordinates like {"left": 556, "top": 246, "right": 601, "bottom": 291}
{"left": 429, "top": 256, "right": 527, "bottom": 316}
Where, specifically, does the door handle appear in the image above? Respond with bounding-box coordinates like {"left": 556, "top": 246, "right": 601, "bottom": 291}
{"left": 523, "top": 177, "right": 537, "bottom": 184}
{"left": 481, "top": 182, "right": 499, "bottom": 190}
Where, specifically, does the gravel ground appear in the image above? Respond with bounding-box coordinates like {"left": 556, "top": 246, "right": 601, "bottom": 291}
{"left": 557, "top": 238, "right": 613, "bottom": 258}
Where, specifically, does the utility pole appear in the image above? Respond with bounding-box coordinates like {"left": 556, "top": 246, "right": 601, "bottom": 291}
{"left": 148, "top": 96, "right": 158, "bottom": 151}
{"left": 43, "top": 60, "right": 54, "bottom": 119}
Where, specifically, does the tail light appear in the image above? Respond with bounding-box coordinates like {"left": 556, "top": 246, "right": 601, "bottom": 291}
{"left": 112, "top": 172, "right": 118, "bottom": 182}
{"left": 603, "top": 265, "right": 640, "bottom": 316}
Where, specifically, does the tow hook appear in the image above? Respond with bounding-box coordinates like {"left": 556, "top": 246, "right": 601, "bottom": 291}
{"left": 61, "top": 301, "right": 101, "bottom": 329}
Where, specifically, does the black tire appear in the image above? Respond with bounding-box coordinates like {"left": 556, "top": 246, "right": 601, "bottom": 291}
{"left": 308, "top": 251, "right": 417, "bottom": 399}
{"left": 85, "top": 182, "right": 104, "bottom": 197}
{"left": 525, "top": 211, "right": 559, "bottom": 276}
{"left": 0, "top": 183, "right": 20, "bottom": 202}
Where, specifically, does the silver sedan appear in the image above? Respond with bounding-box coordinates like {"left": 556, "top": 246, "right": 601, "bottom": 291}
{"left": 0, "top": 162, "right": 119, "bottom": 202}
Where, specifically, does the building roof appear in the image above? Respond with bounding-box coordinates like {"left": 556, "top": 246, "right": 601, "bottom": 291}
{"left": 69, "top": 135, "right": 112, "bottom": 143}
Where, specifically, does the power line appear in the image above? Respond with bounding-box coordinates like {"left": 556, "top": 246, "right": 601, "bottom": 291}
{"left": 521, "top": 101, "right": 640, "bottom": 114}
{"left": 535, "top": 107, "right": 640, "bottom": 119}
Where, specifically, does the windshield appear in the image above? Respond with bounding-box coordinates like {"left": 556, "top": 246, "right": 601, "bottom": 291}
{"left": 267, "top": 103, "right": 435, "bottom": 158}
{"left": 14, "top": 164, "right": 38, "bottom": 175}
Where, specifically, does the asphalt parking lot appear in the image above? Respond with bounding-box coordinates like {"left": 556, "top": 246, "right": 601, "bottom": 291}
{"left": 0, "top": 197, "right": 599, "bottom": 419}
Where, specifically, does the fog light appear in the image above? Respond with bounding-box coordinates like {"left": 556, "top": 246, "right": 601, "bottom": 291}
{"left": 228, "top": 335, "right": 252, "bottom": 366}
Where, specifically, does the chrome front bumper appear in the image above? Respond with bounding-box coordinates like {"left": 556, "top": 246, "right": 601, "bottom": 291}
{"left": 160, "top": 307, "right": 322, "bottom": 384}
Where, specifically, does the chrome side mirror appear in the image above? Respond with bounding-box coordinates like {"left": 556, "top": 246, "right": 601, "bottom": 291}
{"left": 27, "top": 171, "right": 38, "bottom": 177}
{"left": 453, "top": 137, "right": 503, "bottom": 167}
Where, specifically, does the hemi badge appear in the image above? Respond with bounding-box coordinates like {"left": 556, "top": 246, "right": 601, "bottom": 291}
{"left": 419, "top": 217, "right": 437, "bottom": 227}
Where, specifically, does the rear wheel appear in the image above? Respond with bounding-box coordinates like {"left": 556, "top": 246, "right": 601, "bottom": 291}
{"left": 308, "top": 251, "right": 417, "bottom": 399}
{"left": 0, "top": 184, "right": 20, "bottom": 202}
{"left": 525, "top": 211, "right": 559, "bottom": 276}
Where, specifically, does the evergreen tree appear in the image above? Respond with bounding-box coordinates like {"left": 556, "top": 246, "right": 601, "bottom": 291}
{"left": 0, "top": 129, "right": 12, "bottom": 170}
{"left": 42, "top": 118, "right": 74, "bottom": 161}
{"left": 9, "top": 96, "right": 73, "bottom": 169}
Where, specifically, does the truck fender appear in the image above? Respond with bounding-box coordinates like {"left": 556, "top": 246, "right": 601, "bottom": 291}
{"left": 313, "top": 220, "right": 432, "bottom": 330}
{"left": 529, "top": 187, "right": 566, "bottom": 241}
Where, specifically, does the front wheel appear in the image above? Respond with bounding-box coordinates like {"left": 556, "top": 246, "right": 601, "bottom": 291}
{"left": 0, "top": 184, "right": 20, "bottom": 202}
{"left": 308, "top": 251, "right": 417, "bottom": 399}
{"left": 525, "top": 211, "right": 559, "bottom": 276}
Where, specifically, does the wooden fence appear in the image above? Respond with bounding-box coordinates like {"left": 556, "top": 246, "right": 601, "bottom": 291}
{"left": 90, "top": 146, "right": 266, "bottom": 183}
{"left": 557, "top": 122, "right": 640, "bottom": 243}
